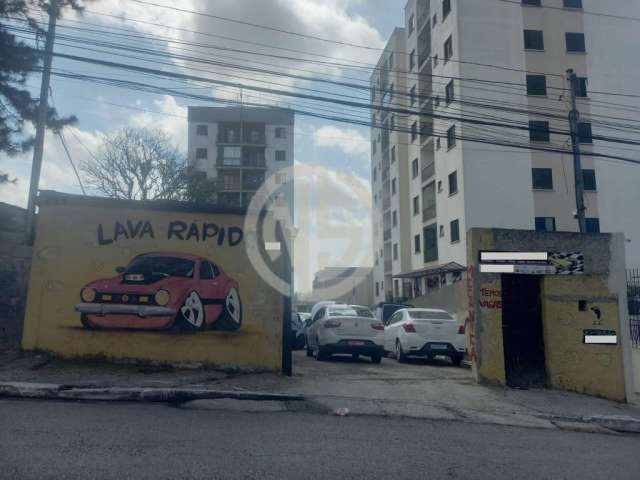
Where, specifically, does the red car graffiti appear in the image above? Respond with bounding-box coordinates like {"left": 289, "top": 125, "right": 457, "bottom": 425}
{"left": 75, "top": 252, "right": 242, "bottom": 332}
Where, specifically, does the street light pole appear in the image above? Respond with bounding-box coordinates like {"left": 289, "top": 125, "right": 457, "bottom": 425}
{"left": 25, "top": 0, "right": 58, "bottom": 244}
{"left": 567, "top": 68, "right": 587, "bottom": 233}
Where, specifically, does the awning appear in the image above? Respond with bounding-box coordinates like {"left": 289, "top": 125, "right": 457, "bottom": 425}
{"left": 392, "top": 262, "right": 466, "bottom": 279}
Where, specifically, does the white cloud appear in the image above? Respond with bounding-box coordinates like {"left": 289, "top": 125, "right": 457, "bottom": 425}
{"left": 313, "top": 125, "right": 370, "bottom": 159}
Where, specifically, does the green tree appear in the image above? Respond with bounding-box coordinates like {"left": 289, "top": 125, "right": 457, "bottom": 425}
{"left": 0, "top": 1, "right": 89, "bottom": 183}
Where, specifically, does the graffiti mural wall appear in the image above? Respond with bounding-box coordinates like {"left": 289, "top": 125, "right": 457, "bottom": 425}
{"left": 22, "top": 192, "right": 287, "bottom": 370}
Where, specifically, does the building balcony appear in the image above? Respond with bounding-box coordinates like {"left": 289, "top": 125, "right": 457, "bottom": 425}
{"left": 384, "top": 259, "right": 393, "bottom": 273}
{"left": 422, "top": 206, "right": 436, "bottom": 223}
{"left": 421, "top": 162, "right": 435, "bottom": 183}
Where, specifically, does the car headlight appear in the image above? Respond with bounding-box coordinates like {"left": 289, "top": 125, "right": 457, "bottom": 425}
{"left": 154, "top": 290, "right": 170, "bottom": 306}
{"left": 81, "top": 287, "right": 96, "bottom": 303}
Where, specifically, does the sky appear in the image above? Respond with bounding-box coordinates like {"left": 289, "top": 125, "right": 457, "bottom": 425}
{"left": 0, "top": 0, "right": 408, "bottom": 292}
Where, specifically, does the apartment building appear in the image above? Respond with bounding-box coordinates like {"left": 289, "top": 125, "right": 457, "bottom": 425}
{"left": 371, "top": 0, "right": 640, "bottom": 303}
{"left": 187, "top": 106, "right": 294, "bottom": 212}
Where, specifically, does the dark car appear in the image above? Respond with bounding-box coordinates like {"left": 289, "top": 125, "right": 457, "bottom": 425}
{"left": 373, "top": 302, "right": 413, "bottom": 325}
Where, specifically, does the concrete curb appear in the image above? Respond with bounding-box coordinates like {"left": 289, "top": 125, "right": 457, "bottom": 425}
{"left": 538, "top": 413, "right": 640, "bottom": 434}
{"left": 0, "top": 382, "right": 305, "bottom": 404}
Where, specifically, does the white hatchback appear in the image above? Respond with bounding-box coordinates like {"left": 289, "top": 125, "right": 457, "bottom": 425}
{"left": 305, "top": 304, "right": 385, "bottom": 363}
{"left": 383, "top": 308, "right": 466, "bottom": 365}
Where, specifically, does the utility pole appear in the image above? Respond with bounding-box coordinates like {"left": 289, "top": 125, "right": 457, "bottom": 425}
{"left": 567, "top": 68, "right": 587, "bottom": 233}
{"left": 25, "top": 1, "right": 58, "bottom": 244}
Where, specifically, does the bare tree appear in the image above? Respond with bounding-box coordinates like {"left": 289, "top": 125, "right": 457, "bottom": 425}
{"left": 83, "top": 128, "right": 189, "bottom": 201}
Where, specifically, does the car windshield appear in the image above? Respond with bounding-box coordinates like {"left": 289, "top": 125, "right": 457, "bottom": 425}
{"left": 328, "top": 307, "right": 358, "bottom": 317}
{"left": 350, "top": 306, "right": 373, "bottom": 317}
{"left": 125, "top": 256, "right": 195, "bottom": 278}
{"left": 408, "top": 310, "right": 453, "bottom": 320}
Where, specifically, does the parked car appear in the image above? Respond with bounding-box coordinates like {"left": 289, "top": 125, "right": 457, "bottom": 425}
{"left": 290, "top": 313, "right": 306, "bottom": 350}
{"left": 383, "top": 308, "right": 465, "bottom": 366}
{"left": 75, "top": 252, "right": 242, "bottom": 332}
{"left": 305, "top": 304, "right": 385, "bottom": 363}
{"left": 309, "top": 301, "right": 336, "bottom": 321}
{"left": 373, "top": 302, "right": 413, "bottom": 325}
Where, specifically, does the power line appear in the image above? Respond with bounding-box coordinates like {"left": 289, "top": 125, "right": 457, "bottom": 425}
{"left": 497, "top": 0, "right": 640, "bottom": 23}
{"left": 41, "top": 67, "right": 640, "bottom": 166}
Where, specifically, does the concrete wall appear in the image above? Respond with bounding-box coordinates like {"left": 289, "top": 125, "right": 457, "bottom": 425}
{"left": 467, "top": 228, "right": 632, "bottom": 402}
{"left": 22, "top": 192, "right": 287, "bottom": 370}
{"left": 633, "top": 348, "right": 640, "bottom": 403}
{"left": 411, "top": 280, "right": 467, "bottom": 320}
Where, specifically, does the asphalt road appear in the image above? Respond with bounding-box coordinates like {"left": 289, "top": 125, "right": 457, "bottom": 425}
{"left": 1, "top": 399, "right": 639, "bottom": 480}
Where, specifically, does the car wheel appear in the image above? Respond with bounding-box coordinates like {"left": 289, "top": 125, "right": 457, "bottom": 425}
{"left": 314, "top": 341, "right": 328, "bottom": 361}
{"left": 451, "top": 355, "right": 463, "bottom": 367}
{"left": 214, "top": 287, "right": 242, "bottom": 331}
{"left": 173, "top": 291, "right": 205, "bottom": 332}
{"left": 305, "top": 338, "right": 313, "bottom": 357}
{"left": 395, "top": 340, "right": 407, "bottom": 363}
{"left": 370, "top": 354, "right": 382, "bottom": 364}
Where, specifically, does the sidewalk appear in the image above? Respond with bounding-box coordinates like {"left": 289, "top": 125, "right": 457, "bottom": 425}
{"left": 2, "top": 342, "right": 640, "bottom": 434}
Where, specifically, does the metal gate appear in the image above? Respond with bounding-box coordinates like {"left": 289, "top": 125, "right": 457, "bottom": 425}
{"left": 628, "top": 268, "right": 640, "bottom": 348}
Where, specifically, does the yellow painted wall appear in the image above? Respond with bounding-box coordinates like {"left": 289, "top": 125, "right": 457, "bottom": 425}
{"left": 541, "top": 276, "right": 626, "bottom": 401}
{"left": 22, "top": 201, "right": 285, "bottom": 370}
{"left": 475, "top": 277, "right": 506, "bottom": 385}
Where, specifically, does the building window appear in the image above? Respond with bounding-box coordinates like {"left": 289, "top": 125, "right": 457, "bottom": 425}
{"left": 564, "top": 0, "right": 582, "bottom": 8}
{"left": 578, "top": 122, "right": 593, "bottom": 143}
{"left": 526, "top": 75, "right": 547, "bottom": 95}
{"left": 276, "top": 173, "right": 287, "bottom": 184}
{"left": 566, "top": 32, "right": 586, "bottom": 52}
{"left": 393, "top": 243, "right": 399, "bottom": 260}
{"left": 373, "top": 167, "right": 377, "bottom": 181}
{"left": 432, "top": 13, "right": 437, "bottom": 27}
{"left": 524, "top": 29, "right": 544, "bottom": 50}
{"left": 424, "top": 224, "right": 438, "bottom": 263}
{"left": 391, "top": 115, "right": 395, "bottom": 131}
{"left": 411, "top": 121, "right": 418, "bottom": 142}
{"left": 415, "top": 234, "right": 421, "bottom": 253}
{"left": 532, "top": 167, "right": 553, "bottom": 190}
{"left": 444, "top": 36, "right": 453, "bottom": 62}
{"left": 574, "top": 77, "right": 588, "bottom": 97}
{"left": 392, "top": 210, "right": 398, "bottom": 227}
{"left": 450, "top": 220, "right": 460, "bottom": 243}
{"left": 221, "top": 146, "right": 241, "bottom": 166}
{"left": 439, "top": 225, "right": 445, "bottom": 237}
{"left": 389, "top": 52, "right": 394, "bottom": 68}
{"left": 445, "top": 80, "right": 454, "bottom": 105}
{"left": 433, "top": 55, "right": 438, "bottom": 67}
{"left": 275, "top": 150, "right": 287, "bottom": 161}
{"left": 409, "top": 50, "right": 416, "bottom": 71}
{"left": 391, "top": 145, "right": 396, "bottom": 163}
{"left": 413, "top": 195, "right": 420, "bottom": 215}
{"left": 436, "top": 138, "right": 441, "bottom": 150}
{"left": 412, "top": 158, "right": 419, "bottom": 178}
{"left": 392, "top": 178, "right": 397, "bottom": 195}
{"left": 410, "top": 84, "right": 417, "bottom": 106}
{"left": 443, "top": 0, "right": 451, "bottom": 19}
{"left": 196, "top": 125, "right": 208, "bottom": 136}
{"left": 408, "top": 13, "right": 415, "bottom": 35}
{"left": 535, "top": 217, "right": 556, "bottom": 232}
{"left": 583, "top": 169, "right": 597, "bottom": 191}
{"left": 275, "top": 127, "right": 287, "bottom": 139}
{"left": 529, "top": 120, "right": 550, "bottom": 142}
{"left": 522, "top": 0, "right": 541, "bottom": 5}
{"left": 448, "top": 171, "right": 458, "bottom": 195}
{"left": 437, "top": 180, "right": 443, "bottom": 193}
{"left": 195, "top": 148, "right": 208, "bottom": 160}
{"left": 586, "top": 218, "right": 600, "bottom": 233}
{"left": 375, "top": 282, "right": 379, "bottom": 297}
{"left": 447, "top": 125, "right": 456, "bottom": 149}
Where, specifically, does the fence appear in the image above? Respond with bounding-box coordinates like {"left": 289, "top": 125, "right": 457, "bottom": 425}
{"left": 628, "top": 268, "right": 640, "bottom": 348}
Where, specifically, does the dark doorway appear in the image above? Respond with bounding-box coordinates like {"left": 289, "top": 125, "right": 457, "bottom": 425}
{"left": 501, "top": 274, "right": 546, "bottom": 388}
